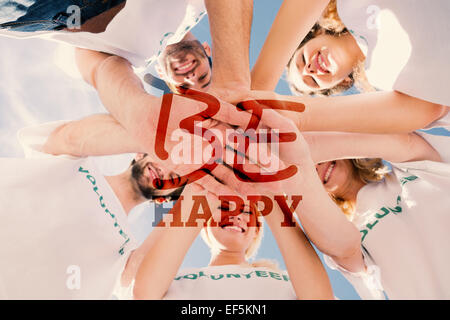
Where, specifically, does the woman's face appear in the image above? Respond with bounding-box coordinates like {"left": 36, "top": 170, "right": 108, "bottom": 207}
{"left": 290, "top": 33, "right": 357, "bottom": 92}
{"left": 315, "top": 159, "right": 356, "bottom": 196}
{"left": 207, "top": 204, "right": 259, "bottom": 254}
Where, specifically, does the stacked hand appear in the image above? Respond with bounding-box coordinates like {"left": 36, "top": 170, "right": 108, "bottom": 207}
{"left": 153, "top": 85, "right": 315, "bottom": 201}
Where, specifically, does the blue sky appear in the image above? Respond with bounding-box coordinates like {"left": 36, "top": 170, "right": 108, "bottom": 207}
{"left": 0, "top": 0, "right": 448, "bottom": 300}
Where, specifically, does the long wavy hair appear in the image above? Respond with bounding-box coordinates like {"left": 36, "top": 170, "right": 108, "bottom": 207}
{"left": 331, "top": 158, "right": 390, "bottom": 219}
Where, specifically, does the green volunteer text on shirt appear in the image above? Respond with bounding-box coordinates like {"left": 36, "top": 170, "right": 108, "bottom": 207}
{"left": 78, "top": 166, "right": 131, "bottom": 255}
{"left": 360, "top": 175, "right": 418, "bottom": 242}
{"left": 174, "top": 270, "right": 290, "bottom": 282}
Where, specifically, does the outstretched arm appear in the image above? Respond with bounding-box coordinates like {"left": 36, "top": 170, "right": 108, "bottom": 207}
{"left": 41, "top": 111, "right": 258, "bottom": 199}
{"left": 304, "top": 131, "right": 442, "bottom": 164}
{"left": 254, "top": 114, "right": 366, "bottom": 273}
{"left": 262, "top": 199, "right": 334, "bottom": 299}
{"left": 286, "top": 162, "right": 366, "bottom": 273}
{"left": 132, "top": 186, "right": 209, "bottom": 299}
{"left": 42, "top": 113, "right": 143, "bottom": 157}
{"left": 205, "top": 0, "right": 253, "bottom": 93}
{"left": 75, "top": 48, "right": 160, "bottom": 147}
{"left": 74, "top": 48, "right": 269, "bottom": 156}
{"left": 251, "top": 0, "right": 329, "bottom": 90}
{"left": 250, "top": 90, "right": 448, "bottom": 134}
{"left": 295, "top": 91, "right": 448, "bottom": 134}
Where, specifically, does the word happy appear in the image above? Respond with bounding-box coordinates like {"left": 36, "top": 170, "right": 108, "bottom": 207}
{"left": 155, "top": 194, "right": 303, "bottom": 228}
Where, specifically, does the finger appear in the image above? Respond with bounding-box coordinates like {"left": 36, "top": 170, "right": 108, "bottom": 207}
{"left": 221, "top": 142, "right": 287, "bottom": 178}
{"left": 185, "top": 182, "right": 205, "bottom": 194}
{"left": 209, "top": 164, "right": 254, "bottom": 197}
{"left": 179, "top": 87, "right": 256, "bottom": 128}
{"left": 256, "top": 98, "right": 306, "bottom": 113}
{"left": 236, "top": 98, "right": 304, "bottom": 135}
{"left": 221, "top": 142, "right": 250, "bottom": 169}
{"left": 219, "top": 128, "right": 296, "bottom": 187}
{"left": 195, "top": 168, "right": 241, "bottom": 198}
{"left": 209, "top": 163, "right": 285, "bottom": 197}
{"left": 214, "top": 101, "right": 254, "bottom": 128}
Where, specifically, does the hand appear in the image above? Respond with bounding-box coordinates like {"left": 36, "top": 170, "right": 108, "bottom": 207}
{"left": 144, "top": 89, "right": 284, "bottom": 197}
{"left": 152, "top": 116, "right": 289, "bottom": 199}
{"left": 207, "top": 86, "right": 308, "bottom": 136}
{"left": 231, "top": 96, "right": 311, "bottom": 166}
{"left": 242, "top": 105, "right": 317, "bottom": 197}
{"left": 194, "top": 88, "right": 312, "bottom": 196}
{"left": 139, "top": 88, "right": 310, "bottom": 198}
{"left": 207, "top": 82, "right": 252, "bottom": 105}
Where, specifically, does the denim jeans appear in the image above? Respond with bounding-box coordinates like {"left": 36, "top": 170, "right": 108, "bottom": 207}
{"left": 0, "top": 0, "right": 126, "bottom": 32}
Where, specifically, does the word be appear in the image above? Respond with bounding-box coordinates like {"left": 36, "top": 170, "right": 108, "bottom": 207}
{"left": 154, "top": 89, "right": 305, "bottom": 189}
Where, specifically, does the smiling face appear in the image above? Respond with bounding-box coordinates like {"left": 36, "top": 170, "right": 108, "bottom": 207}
{"left": 288, "top": 32, "right": 361, "bottom": 94}
{"left": 158, "top": 40, "right": 212, "bottom": 91}
{"left": 131, "top": 153, "right": 182, "bottom": 200}
{"left": 205, "top": 203, "right": 261, "bottom": 257}
{"left": 315, "top": 159, "right": 358, "bottom": 198}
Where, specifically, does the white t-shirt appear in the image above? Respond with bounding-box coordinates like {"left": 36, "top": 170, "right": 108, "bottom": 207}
{"left": 422, "top": 112, "right": 450, "bottom": 133}
{"left": 0, "top": 0, "right": 206, "bottom": 68}
{"left": 337, "top": 0, "right": 450, "bottom": 106}
{"left": 0, "top": 121, "right": 137, "bottom": 299}
{"left": 163, "top": 265, "right": 297, "bottom": 300}
{"left": 325, "top": 156, "right": 450, "bottom": 300}
{"left": 416, "top": 131, "right": 450, "bottom": 165}
{"left": 416, "top": 111, "right": 450, "bottom": 164}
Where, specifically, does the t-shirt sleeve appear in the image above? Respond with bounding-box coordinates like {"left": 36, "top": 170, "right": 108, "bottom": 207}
{"left": 415, "top": 131, "right": 450, "bottom": 164}
{"left": 323, "top": 251, "right": 386, "bottom": 300}
{"left": 112, "top": 279, "right": 134, "bottom": 300}
{"left": 16, "top": 120, "right": 78, "bottom": 159}
{"left": 422, "top": 111, "right": 450, "bottom": 131}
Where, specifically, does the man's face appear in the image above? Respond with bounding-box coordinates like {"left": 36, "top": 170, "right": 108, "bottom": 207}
{"left": 131, "top": 154, "right": 182, "bottom": 200}
{"left": 159, "top": 40, "right": 212, "bottom": 90}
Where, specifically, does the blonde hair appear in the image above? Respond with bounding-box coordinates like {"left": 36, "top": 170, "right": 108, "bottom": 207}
{"left": 319, "top": 0, "right": 374, "bottom": 93}
{"left": 286, "top": 0, "right": 374, "bottom": 96}
{"left": 318, "top": 0, "right": 345, "bottom": 33}
{"left": 201, "top": 204, "right": 280, "bottom": 271}
{"left": 331, "top": 158, "right": 390, "bottom": 218}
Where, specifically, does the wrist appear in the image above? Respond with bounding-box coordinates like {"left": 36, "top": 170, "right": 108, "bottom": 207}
{"left": 210, "top": 79, "right": 250, "bottom": 92}
{"left": 280, "top": 158, "right": 317, "bottom": 192}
